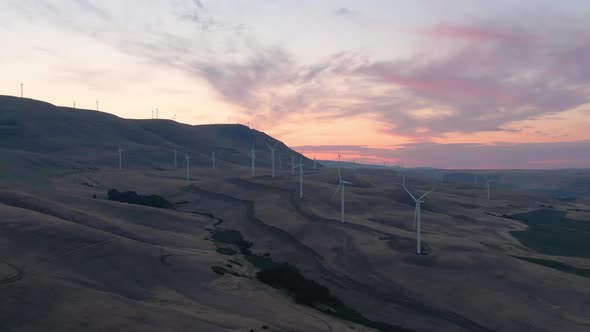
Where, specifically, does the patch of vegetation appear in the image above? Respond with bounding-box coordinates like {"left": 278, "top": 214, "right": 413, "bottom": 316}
{"left": 107, "top": 189, "right": 174, "bottom": 209}
{"left": 212, "top": 229, "right": 254, "bottom": 255}
{"left": 210, "top": 228, "right": 413, "bottom": 332}
{"left": 512, "top": 256, "right": 590, "bottom": 279}
{"left": 216, "top": 247, "right": 238, "bottom": 256}
{"left": 211, "top": 265, "right": 242, "bottom": 277}
{"left": 510, "top": 209, "right": 590, "bottom": 258}
{"left": 228, "top": 259, "right": 242, "bottom": 267}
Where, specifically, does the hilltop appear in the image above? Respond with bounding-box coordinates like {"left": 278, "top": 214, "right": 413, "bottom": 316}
{"left": 0, "top": 95, "right": 310, "bottom": 184}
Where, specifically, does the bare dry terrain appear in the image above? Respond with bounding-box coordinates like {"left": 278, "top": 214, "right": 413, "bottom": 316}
{"left": 1, "top": 96, "right": 589, "bottom": 331}
{"left": 1, "top": 165, "right": 589, "bottom": 332}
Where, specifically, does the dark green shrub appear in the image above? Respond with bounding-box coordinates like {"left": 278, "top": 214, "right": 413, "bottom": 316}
{"left": 107, "top": 189, "right": 174, "bottom": 209}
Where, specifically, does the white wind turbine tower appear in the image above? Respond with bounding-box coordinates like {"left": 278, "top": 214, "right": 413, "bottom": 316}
{"left": 174, "top": 149, "right": 178, "bottom": 169}
{"left": 250, "top": 145, "right": 256, "bottom": 177}
{"left": 118, "top": 147, "right": 123, "bottom": 170}
{"left": 332, "top": 166, "right": 353, "bottom": 223}
{"left": 293, "top": 159, "right": 304, "bottom": 199}
{"left": 313, "top": 154, "right": 317, "bottom": 170}
{"left": 402, "top": 176, "right": 435, "bottom": 255}
{"left": 185, "top": 153, "right": 191, "bottom": 181}
{"left": 278, "top": 154, "right": 282, "bottom": 169}
{"left": 20, "top": 82, "right": 23, "bottom": 98}
{"left": 266, "top": 142, "right": 279, "bottom": 178}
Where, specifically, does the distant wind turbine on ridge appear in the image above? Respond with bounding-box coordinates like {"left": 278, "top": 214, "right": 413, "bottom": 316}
{"left": 293, "top": 159, "right": 304, "bottom": 199}
{"left": 402, "top": 176, "right": 435, "bottom": 255}
{"left": 185, "top": 153, "right": 191, "bottom": 181}
{"left": 118, "top": 147, "right": 123, "bottom": 170}
{"left": 487, "top": 179, "right": 495, "bottom": 200}
{"left": 20, "top": 82, "right": 23, "bottom": 98}
{"left": 332, "top": 164, "right": 353, "bottom": 223}
{"left": 250, "top": 144, "right": 256, "bottom": 177}
{"left": 174, "top": 149, "right": 178, "bottom": 169}
{"left": 266, "top": 142, "right": 279, "bottom": 178}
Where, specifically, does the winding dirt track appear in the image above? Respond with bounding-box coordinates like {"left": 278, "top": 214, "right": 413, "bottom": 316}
{"left": 189, "top": 178, "right": 494, "bottom": 332}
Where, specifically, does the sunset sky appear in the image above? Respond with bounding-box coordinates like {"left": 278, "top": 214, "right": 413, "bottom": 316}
{"left": 1, "top": 0, "right": 589, "bottom": 169}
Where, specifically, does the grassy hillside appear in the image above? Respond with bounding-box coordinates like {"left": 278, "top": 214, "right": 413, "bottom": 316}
{"left": 0, "top": 95, "right": 310, "bottom": 172}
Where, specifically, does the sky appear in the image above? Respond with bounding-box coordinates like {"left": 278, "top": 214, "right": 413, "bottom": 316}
{"left": 1, "top": 0, "right": 590, "bottom": 169}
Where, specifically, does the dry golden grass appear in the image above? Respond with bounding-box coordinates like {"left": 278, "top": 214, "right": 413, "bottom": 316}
{"left": 1, "top": 165, "right": 589, "bottom": 332}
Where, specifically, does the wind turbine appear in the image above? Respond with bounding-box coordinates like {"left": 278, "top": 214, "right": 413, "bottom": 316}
{"left": 212, "top": 151, "right": 216, "bottom": 169}
{"left": 337, "top": 153, "right": 342, "bottom": 177}
{"left": 278, "top": 154, "right": 282, "bottom": 169}
{"left": 96, "top": 100, "right": 99, "bottom": 111}
{"left": 266, "top": 142, "right": 279, "bottom": 178}
{"left": 332, "top": 166, "right": 352, "bottom": 223}
{"left": 313, "top": 154, "right": 317, "bottom": 170}
{"left": 487, "top": 179, "right": 495, "bottom": 200}
{"left": 174, "top": 149, "right": 178, "bottom": 169}
{"left": 293, "top": 159, "right": 304, "bottom": 199}
{"left": 20, "top": 82, "right": 23, "bottom": 98}
{"left": 185, "top": 153, "right": 191, "bottom": 181}
{"left": 402, "top": 176, "right": 435, "bottom": 255}
{"left": 250, "top": 145, "right": 256, "bottom": 177}
{"left": 118, "top": 147, "right": 123, "bottom": 170}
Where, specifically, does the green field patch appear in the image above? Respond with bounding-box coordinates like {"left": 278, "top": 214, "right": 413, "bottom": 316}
{"left": 510, "top": 209, "right": 590, "bottom": 258}
{"left": 512, "top": 256, "right": 590, "bottom": 279}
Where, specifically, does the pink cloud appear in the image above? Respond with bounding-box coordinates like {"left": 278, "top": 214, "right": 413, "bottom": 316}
{"left": 375, "top": 74, "right": 515, "bottom": 103}
{"left": 416, "top": 23, "right": 531, "bottom": 45}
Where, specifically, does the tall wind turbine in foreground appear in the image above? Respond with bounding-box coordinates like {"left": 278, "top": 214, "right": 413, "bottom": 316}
{"left": 332, "top": 167, "right": 353, "bottom": 223}
{"left": 118, "top": 147, "right": 123, "bottom": 170}
{"left": 402, "top": 176, "right": 435, "bottom": 255}
{"left": 293, "top": 159, "right": 304, "bottom": 199}
{"left": 250, "top": 145, "right": 256, "bottom": 177}
{"left": 266, "top": 142, "right": 279, "bottom": 178}
{"left": 185, "top": 153, "right": 191, "bottom": 181}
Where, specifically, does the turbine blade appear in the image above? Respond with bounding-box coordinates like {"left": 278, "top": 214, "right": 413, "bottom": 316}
{"left": 402, "top": 176, "right": 418, "bottom": 201}
{"left": 331, "top": 184, "right": 342, "bottom": 201}
{"left": 418, "top": 188, "right": 435, "bottom": 200}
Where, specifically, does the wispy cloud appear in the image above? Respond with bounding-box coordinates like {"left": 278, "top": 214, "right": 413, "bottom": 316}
{"left": 3, "top": 1, "right": 590, "bottom": 153}
{"left": 333, "top": 7, "right": 355, "bottom": 17}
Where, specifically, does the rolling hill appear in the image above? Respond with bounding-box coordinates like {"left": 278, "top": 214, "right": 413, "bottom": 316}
{"left": 0, "top": 95, "right": 311, "bottom": 183}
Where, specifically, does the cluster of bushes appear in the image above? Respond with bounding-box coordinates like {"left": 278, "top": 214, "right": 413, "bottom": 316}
{"left": 256, "top": 263, "right": 335, "bottom": 306}
{"left": 107, "top": 189, "right": 174, "bottom": 209}
{"left": 209, "top": 228, "right": 412, "bottom": 332}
